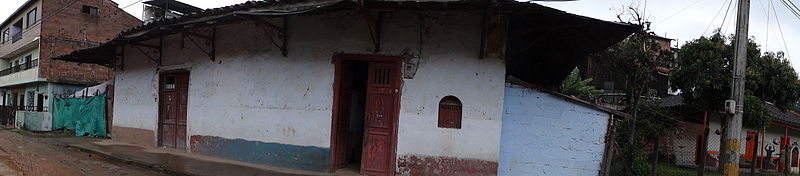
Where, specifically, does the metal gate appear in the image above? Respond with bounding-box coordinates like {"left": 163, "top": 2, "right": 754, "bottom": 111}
{"left": 0, "top": 106, "right": 18, "bottom": 126}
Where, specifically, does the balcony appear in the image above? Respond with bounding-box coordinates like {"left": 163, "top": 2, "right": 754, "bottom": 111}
{"left": 0, "top": 59, "right": 37, "bottom": 77}
{"left": 11, "top": 33, "right": 21, "bottom": 43}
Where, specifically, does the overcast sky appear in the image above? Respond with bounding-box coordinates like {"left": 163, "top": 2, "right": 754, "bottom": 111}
{"left": 0, "top": 0, "right": 798, "bottom": 71}
{"left": 540, "top": 0, "right": 800, "bottom": 71}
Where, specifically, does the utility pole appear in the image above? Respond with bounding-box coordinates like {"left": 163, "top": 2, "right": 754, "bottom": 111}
{"left": 722, "top": 0, "right": 749, "bottom": 175}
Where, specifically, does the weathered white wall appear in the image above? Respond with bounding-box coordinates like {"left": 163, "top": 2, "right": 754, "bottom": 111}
{"left": 388, "top": 13, "right": 504, "bottom": 162}
{"left": 499, "top": 83, "right": 610, "bottom": 176}
{"left": 112, "top": 9, "right": 504, "bottom": 168}
{"left": 706, "top": 115, "right": 800, "bottom": 163}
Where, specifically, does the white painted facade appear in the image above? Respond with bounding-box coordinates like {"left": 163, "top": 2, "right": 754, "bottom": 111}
{"left": 704, "top": 114, "right": 800, "bottom": 171}
{"left": 112, "top": 10, "right": 504, "bottom": 171}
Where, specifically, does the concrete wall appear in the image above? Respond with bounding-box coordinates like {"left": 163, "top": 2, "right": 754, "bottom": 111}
{"left": 499, "top": 83, "right": 610, "bottom": 176}
{"left": 113, "top": 10, "right": 504, "bottom": 173}
{"left": 0, "top": 47, "right": 41, "bottom": 87}
{"left": 0, "top": 0, "right": 42, "bottom": 59}
{"left": 15, "top": 111, "right": 51, "bottom": 131}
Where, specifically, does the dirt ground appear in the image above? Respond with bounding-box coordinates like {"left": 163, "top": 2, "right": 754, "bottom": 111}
{"left": 0, "top": 129, "right": 164, "bottom": 176}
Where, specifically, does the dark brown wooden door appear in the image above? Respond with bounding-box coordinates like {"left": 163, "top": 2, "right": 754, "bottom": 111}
{"left": 159, "top": 72, "right": 189, "bottom": 149}
{"left": 360, "top": 62, "right": 399, "bottom": 176}
{"left": 333, "top": 62, "right": 354, "bottom": 169}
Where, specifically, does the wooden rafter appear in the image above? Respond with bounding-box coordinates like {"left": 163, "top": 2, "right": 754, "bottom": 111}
{"left": 182, "top": 28, "right": 217, "bottom": 61}
{"left": 250, "top": 17, "right": 287, "bottom": 57}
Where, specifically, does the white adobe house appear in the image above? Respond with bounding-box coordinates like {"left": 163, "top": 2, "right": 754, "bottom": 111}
{"left": 55, "top": 0, "right": 636, "bottom": 175}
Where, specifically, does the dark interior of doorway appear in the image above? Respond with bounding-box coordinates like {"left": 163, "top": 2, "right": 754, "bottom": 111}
{"left": 337, "top": 60, "right": 368, "bottom": 173}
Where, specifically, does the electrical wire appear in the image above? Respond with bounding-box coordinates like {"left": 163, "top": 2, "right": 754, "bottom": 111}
{"left": 121, "top": 0, "right": 146, "bottom": 10}
{"left": 772, "top": 0, "right": 792, "bottom": 59}
{"left": 653, "top": 0, "right": 703, "bottom": 26}
{"left": 719, "top": 0, "right": 736, "bottom": 34}
{"left": 779, "top": 0, "right": 800, "bottom": 21}
{"left": 703, "top": 0, "right": 733, "bottom": 36}
{"left": 766, "top": 0, "right": 772, "bottom": 49}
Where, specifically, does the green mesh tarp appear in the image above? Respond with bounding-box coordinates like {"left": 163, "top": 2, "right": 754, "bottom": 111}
{"left": 52, "top": 93, "right": 106, "bottom": 136}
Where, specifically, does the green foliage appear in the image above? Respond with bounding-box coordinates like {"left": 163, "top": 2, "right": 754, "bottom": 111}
{"left": 670, "top": 33, "right": 732, "bottom": 110}
{"left": 743, "top": 94, "right": 771, "bottom": 129}
{"left": 560, "top": 67, "right": 604, "bottom": 96}
{"left": 612, "top": 103, "right": 678, "bottom": 175}
{"left": 746, "top": 51, "right": 800, "bottom": 110}
{"left": 670, "top": 30, "right": 800, "bottom": 128}
{"left": 614, "top": 103, "right": 677, "bottom": 150}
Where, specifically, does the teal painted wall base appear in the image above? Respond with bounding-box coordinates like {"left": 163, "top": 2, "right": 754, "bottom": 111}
{"left": 189, "top": 135, "right": 330, "bottom": 172}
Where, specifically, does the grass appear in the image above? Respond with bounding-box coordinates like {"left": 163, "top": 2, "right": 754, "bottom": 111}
{"left": 655, "top": 162, "right": 800, "bottom": 176}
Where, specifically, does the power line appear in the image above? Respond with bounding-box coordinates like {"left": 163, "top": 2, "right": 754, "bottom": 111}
{"left": 719, "top": 0, "right": 736, "bottom": 34}
{"left": 765, "top": 0, "right": 772, "bottom": 49}
{"left": 787, "top": 0, "right": 800, "bottom": 14}
{"left": 121, "top": 0, "right": 145, "bottom": 10}
{"left": 654, "top": 0, "right": 702, "bottom": 26}
{"left": 772, "top": 0, "right": 792, "bottom": 59}
{"left": 703, "top": 0, "right": 733, "bottom": 36}
{"left": 779, "top": 0, "right": 800, "bottom": 21}
{"left": 757, "top": 0, "right": 770, "bottom": 17}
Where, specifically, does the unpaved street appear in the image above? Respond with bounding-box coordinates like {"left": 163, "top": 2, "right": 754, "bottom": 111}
{"left": 0, "top": 130, "right": 164, "bottom": 176}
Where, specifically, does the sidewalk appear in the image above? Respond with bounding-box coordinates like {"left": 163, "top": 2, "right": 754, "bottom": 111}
{"left": 66, "top": 140, "right": 331, "bottom": 176}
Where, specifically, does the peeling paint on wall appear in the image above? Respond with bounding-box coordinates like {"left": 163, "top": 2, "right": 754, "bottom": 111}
{"left": 396, "top": 155, "right": 498, "bottom": 176}
{"left": 113, "top": 10, "right": 504, "bottom": 173}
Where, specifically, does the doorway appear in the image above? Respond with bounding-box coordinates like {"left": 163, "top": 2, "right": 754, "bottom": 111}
{"left": 36, "top": 94, "right": 43, "bottom": 112}
{"left": 333, "top": 60, "right": 368, "bottom": 173}
{"left": 330, "top": 54, "right": 401, "bottom": 176}
{"left": 158, "top": 72, "right": 189, "bottom": 149}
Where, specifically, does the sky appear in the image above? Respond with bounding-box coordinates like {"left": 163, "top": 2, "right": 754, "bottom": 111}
{"left": 0, "top": 0, "right": 798, "bottom": 70}
{"left": 538, "top": 0, "right": 800, "bottom": 71}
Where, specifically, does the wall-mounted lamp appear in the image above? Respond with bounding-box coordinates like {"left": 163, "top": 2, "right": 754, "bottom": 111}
{"left": 402, "top": 52, "right": 419, "bottom": 79}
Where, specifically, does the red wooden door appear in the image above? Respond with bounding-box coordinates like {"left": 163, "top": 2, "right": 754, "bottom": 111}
{"left": 332, "top": 63, "right": 354, "bottom": 169}
{"left": 360, "top": 62, "right": 399, "bottom": 176}
{"left": 159, "top": 72, "right": 189, "bottom": 149}
{"left": 745, "top": 131, "right": 757, "bottom": 161}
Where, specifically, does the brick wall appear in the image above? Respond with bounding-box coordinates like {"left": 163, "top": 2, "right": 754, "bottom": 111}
{"left": 39, "top": 0, "right": 141, "bottom": 84}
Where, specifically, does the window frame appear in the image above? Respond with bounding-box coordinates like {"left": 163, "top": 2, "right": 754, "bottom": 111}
{"left": 26, "top": 8, "right": 36, "bottom": 28}
{"left": 1, "top": 29, "right": 8, "bottom": 44}
{"left": 81, "top": 5, "right": 99, "bottom": 16}
{"left": 437, "top": 96, "right": 463, "bottom": 129}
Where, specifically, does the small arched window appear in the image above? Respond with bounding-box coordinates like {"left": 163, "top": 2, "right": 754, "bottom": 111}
{"left": 438, "top": 96, "right": 462, "bottom": 129}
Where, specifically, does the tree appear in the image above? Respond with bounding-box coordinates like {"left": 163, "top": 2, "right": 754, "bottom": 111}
{"left": 747, "top": 51, "right": 800, "bottom": 110}
{"left": 671, "top": 31, "right": 800, "bottom": 120}
{"left": 560, "top": 67, "right": 604, "bottom": 96}
{"left": 601, "top": 5, "right": 678, "bottom": 176}
{"left": 669, "top": 32, "right": 732, "bottom": 111}
{"left": 671, "top": 30, "right": 800, "bottom": 171}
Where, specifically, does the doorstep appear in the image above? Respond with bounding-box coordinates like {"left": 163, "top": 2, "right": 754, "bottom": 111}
{"left": 67, "top": 140, "right": 332, "bottom": 176}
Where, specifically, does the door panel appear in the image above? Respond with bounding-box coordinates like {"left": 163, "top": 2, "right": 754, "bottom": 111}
{"left": 362, "top": 131, "right": 389, "bottom": 172}
{"left": 159, "top": 72, "right": 189, "bottom": 149}
{"left": 360, "top": 62, "right": 399, "bottom": 176}
{"left": 161, "top": 124, "right": 176, "bottom": 147}
{"left": 333, "top": 62, "right": 354, "bottom": 169}
{"left": 745, "top": 131, "right": 756, "bottom": 161}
